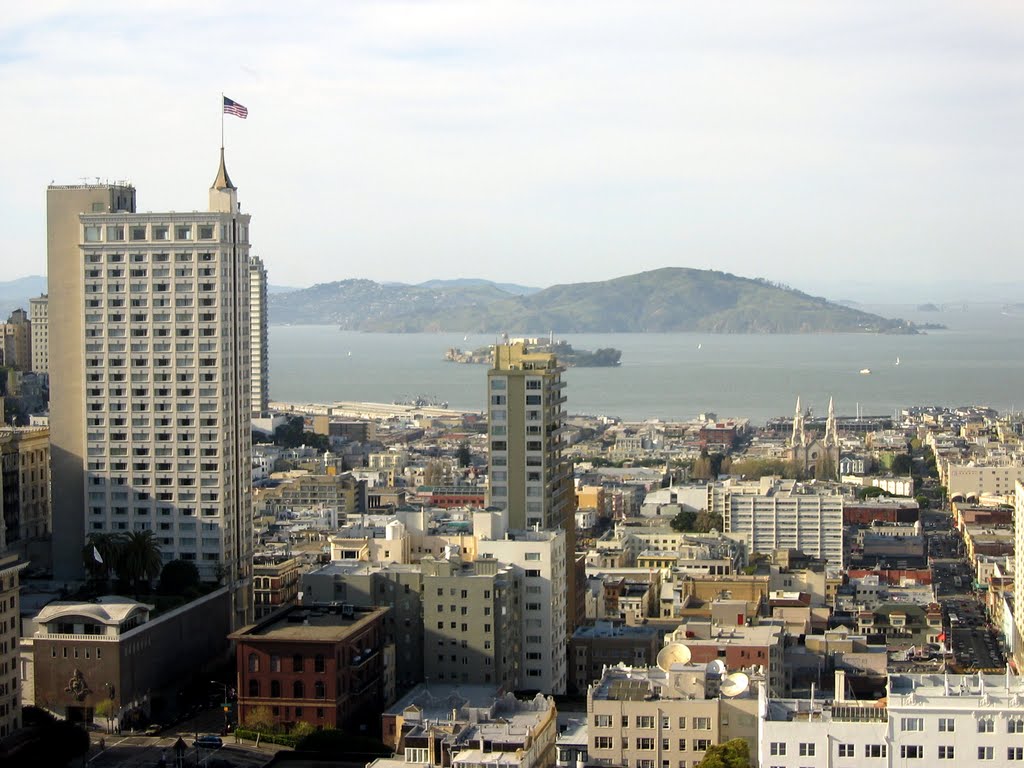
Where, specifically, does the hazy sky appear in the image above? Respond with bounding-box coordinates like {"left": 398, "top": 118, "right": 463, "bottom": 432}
{"left": 3, "top": 2, "right": 1022, "bottom": 298}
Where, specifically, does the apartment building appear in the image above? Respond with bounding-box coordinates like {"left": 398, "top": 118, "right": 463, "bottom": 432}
{"left": 0, "top": 426, "right": 50, "bottom": 552}
{"left": 0, "top": 309, "right": 32, "bottom": 372}
{"left": 569, "top": 621, "right": 661, "bottom": 695}
{"left": 947, "top": 461, "right": 1024, "bottom": 503}
{"left": 587, "top": 663, "right": 758, "bottom": 768}
{"left": 0, "top": 554, "right": 27, "bottom": 739}
{"left": 28, "top": 295, "right": 48, "bottom": 375}
{"left": 253, "top": 553, "right": 302, "bottom": 619}
{"left": 47, "top": 157, "right": 254, "bottom": 627}
{"left": 248, "top": 256, "right": 269, "bottom": 418}
{"left": 760, "top": 671, "right": 1024, "bottom": 768}
{"left": 477, "top": 527, "right": 568, "bottom": 694}
{"left": 255, "top": 472, "right": 364, "bottom": 520}
{"left": 725, "top": 478, "right": 844, "bottom": 566}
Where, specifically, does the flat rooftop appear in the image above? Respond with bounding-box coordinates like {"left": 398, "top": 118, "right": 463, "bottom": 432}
{"left": 231, "top": 605, "right": 387, "bottom": 642}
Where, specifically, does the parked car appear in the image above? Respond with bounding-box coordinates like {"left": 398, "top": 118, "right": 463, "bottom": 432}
{"left": 144, "top": 724, "right": 163, "bottom": 735}
{"left": 194, "top": 735, "right": 223, "bottom": 749}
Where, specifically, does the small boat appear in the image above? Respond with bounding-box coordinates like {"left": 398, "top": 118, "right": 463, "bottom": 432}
{"left": 347, "top": 351, "right": 352, "bottom": 357}
{"left": 860, "top": 368, "right": 871, "bottom": 375}
{"left": 697, "top": 343, "right": 702, "bottom": 350}
{"left": 895, "top": 357, "right": 900, "bottom": 366}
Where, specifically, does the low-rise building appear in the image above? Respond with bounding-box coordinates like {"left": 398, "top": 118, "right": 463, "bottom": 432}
{"left": 253, "top": 554, "right": 302, "bottom": 619}
{"left": 0, "top": 555, "right": 26, "bottom": 738}
{"left": 569, "top": 621, "right": 661, "bottom": 695}
{"left": 24, "top": 590, "right": 230, "bottom": 728}
{"left": 230, "top": 603, "right": 390, "bottom": 733}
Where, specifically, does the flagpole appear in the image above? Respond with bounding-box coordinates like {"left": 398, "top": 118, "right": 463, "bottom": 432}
{"left": 220, "top": 92, "right": 224, "bottom": 150}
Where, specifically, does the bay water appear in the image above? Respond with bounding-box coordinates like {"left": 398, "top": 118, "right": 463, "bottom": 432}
{"left": 269, "top": 304, "right": 1024, "bottom": 424}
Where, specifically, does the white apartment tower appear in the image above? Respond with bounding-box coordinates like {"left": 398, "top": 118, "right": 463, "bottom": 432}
{"left": 29, "top": 295, "right": 48, "bottom": 374}
{"left": 47, "top": 152, "right": 253, "bottom": 626}
{"left": 248, "top": 255, "right": 269, "bottom": 418}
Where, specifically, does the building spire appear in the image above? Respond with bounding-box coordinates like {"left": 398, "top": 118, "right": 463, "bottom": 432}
{"left": 211, "top": 147, "right": 235, "bottom": 191}
{"left": 209, "top": 148, "right": 238, "bottom": 213}
{"left": 825, "top": 396, "right": 838, "bottom": 447}
{"left": 791, "top": 397, "right": 805, "bottom": 448}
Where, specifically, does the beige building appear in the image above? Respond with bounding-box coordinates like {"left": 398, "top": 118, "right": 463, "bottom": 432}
{"left": 0, "top": 554, "right": 27, "bottom": 738}
{"left": 587, "top": 663, "right": 758, "bottom": 768}
{"left": 255, "top": 472, "right": 363, "bottom": 521}
{"left": 46, "top": 156, "right": 254, "bottom": 627}
{"left": 248, "top": 256, "right": 269, "bottom": 418}
{"left": 253, "top": 553, "right": 301, "bottom": 619}
{"left": 0, "top": 426, "right": 51, "bottom": 552}
{"left": 420, "top": 554, "right": 521, "bottom": 689}
{"left": 0, "top": 309, "right": 32, "bottom": 372}
{"left": 28, "top": 295, "right": 48, "bottom": 375}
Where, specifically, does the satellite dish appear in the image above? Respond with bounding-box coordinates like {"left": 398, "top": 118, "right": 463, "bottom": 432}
{"left": 706, "top": 659, "right": 727, "bottom": 676}
{"left": 656, "top": 643, "right": 692, "bottom": 671}
{"left": 720, "top": 672, "right": 750, "bottom": 698}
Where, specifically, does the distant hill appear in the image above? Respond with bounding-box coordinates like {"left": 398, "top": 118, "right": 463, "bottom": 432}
{"left": 416, "top": 278, "right": 540, "bottom": 296}
{"left": 268, "top": 268, "right": 919, "bottom": 334}
{"left": 0, "top": 275, "right": 46, "bottom": 316}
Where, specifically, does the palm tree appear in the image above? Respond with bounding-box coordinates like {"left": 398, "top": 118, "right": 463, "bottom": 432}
{"left": 118, "top": 531, "right": 163, "bottom": 592}
{"left": 83, "top": 533, "right": 125, "bottom": 584}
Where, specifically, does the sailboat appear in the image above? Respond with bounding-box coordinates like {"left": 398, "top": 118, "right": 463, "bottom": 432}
{"left": 895, "top": 356, "right": 901, "bottom": 366}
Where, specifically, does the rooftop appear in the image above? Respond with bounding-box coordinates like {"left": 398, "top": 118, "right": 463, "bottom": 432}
{"left": 231, "top": 604, "right": 388, "bottom": 642}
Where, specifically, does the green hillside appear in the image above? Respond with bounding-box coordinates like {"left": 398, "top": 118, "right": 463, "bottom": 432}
{"left": 268, "top": 268, "right": 918, "bottom": 334}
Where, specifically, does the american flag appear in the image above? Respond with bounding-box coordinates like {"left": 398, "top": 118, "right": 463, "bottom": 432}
{"left": 223, "top": 96, "right": 248, "bottom": 119}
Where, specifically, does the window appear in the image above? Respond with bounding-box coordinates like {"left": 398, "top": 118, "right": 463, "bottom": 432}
{"left": 595, "top": 737, "right": 613, "bottom": 750}
{"left": 978, "top": 746, "right": 993, "bottom": 760}
{"left": 865, "top": 745, "right": 886, "bottom": 758}
{"left": 84, "top": 225, "right": 102, "bottom": 242}
{"left": 314, "top": 654, "right": 325, "bottom": 673}
{"left": 901, "top": 717, "right": 924, "bottom": 731}
{"left": 938, "top": 746, "right": 954, "bottom": 759}
{"left": 900, "top": 745, "right": 922, "bottom": 759}
{"left": 978, "top": 718, "right": 994, "bottom": 733}
{"left": 293, "top": 680, "right": 304, "bottom": 698}
{"left": 314, "top": 681, "right": 325, "bottom": 699}
{"left": 270, "top": 680, "right": 280, "bottom": 698}
{"left": 637, "top": 716, "right": 656, "bottom": 729}
{"left": 636, "top": 738, "right": 655, "bottom": 751}
{"left": 692, "top": 740, "right": 710, "bottom": 752}
{"left": 1010, "top": 747, "right": 1024, "bottom": 761}
{"left": 838, "top": 744, "right": 854, "bottom": 757}
{"left": 1010, "top": 719, "right": 1024, "bottom": 734}
{"left": 799, "top": 743, "right": 815, "bottom": 757}
{"left": 248, "top": 653, "right": 259, "bottom": 672}
{"left": 293, "top": 654, "right": 304, "bottom": 672}
{"left": 769, "top": 743, "right": 786, "bottom": 756}
{"left": 248, "top": 679, "right": 260, "bottom": 697}
{"left": 692, "top": 717, "right": 711, "bottom": 730}
{"left": 270, "top": 654, "right": 280, "bottom": 672}
{"left": 938, "top": 718, "right": 954, "bottom": 732}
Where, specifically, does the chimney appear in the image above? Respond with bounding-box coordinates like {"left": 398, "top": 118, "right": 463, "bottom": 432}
{"left": 834, "top": 670, "right": 846, "bottom": 703}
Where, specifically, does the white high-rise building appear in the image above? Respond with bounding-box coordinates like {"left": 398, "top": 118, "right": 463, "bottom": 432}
{"left": 248, "top": 256, "right": 269, "bottom": 418}
{"left": 28, "top": 295, "right": 48, "bottom": 374}
{"left": 47, "top": 152, "right": 253, "bottom": 626}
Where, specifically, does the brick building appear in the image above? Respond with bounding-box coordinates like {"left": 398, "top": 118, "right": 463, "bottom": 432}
{"left": 230, "top": 604, "right": 390, "bottom": 733}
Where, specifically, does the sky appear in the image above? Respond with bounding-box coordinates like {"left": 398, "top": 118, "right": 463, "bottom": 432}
{"left": 2, "top": 1, "right": 1023, "bottom": 300}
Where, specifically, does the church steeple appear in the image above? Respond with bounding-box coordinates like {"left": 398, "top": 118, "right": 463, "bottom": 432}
{"left": 209, "top": 147, "right": 238, "bottom": 213}
{"left": 791, "top": 397, "right": 806, "bottom": 448}
{"left": 824, "top": 396, "right": 838, "bottom": 447}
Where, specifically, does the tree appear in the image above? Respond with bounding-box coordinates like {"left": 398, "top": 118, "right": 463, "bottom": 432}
{"left": 423, "top": 460, "right": 450, "bottom": 487}
{"left": 158, "top": 559, "right": 201, "bottom": 595}
{"left": 95, "top": 698, "right": 116, "bottom": 732}
{"left": 291, "top": 721, "right": 316, "bottom": 739}
{"left": 891, "top": 453, "right": 913, "bottom": 475}
{"left": 83, "top": 533, "right": 125, "bottom": 583}
{"left": 456, "top": 442, "right": 472, "bottom": 468}
{"left": 814, "top": 452, "right": 836, "bottom": 480}
{"left": 695, "top": 738, "right": 752, "bottom": 768}
{"left": 244, "top": 705, "right": 277, "bottom": 733}
{"left": 694, "top": 510, "right": 724, "bottom": 533}
{"left": 669, "top": 510, "right": 696, "bottom": 532}
{"left": 119, "top": 530, "right": 163, "bottom": 592}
